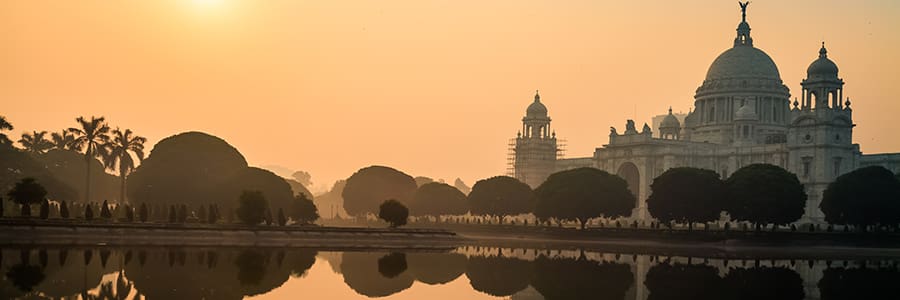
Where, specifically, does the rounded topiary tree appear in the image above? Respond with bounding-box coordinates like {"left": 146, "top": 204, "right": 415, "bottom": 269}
{"left": 647, "top": 167, "right": 725, "bottom": 229}
{"left": 343, "top": 166, "right": 417, "bottom": 218}
{"left": 236, "top": 190, "right": 268, "bottom": 225}
{"left": 409, "top": 182, "right": 468, "bottom": 217}
{"left": 468, "top": 176, "right": 533, "bottom": 224}
{"left": 290, "top": 193, "right": 319, "bottom": 225}
{"left": 379, "top": 199, "right": 409, "bottom": 228}
{"left": 821, "top": 166, "right": 900, "bottom": 228}
{"left": 725, "top": 164, "right": 807, "bottom": 230}
{"left": 7, "top": 178, "right": 48, "bottom": 218}
{"left": 534, "top": 168, "right": 635, "bottom": 229}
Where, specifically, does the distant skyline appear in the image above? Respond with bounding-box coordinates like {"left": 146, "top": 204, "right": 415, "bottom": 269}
{"left": 4, "top": 0, "right": 900, "bottom": 188}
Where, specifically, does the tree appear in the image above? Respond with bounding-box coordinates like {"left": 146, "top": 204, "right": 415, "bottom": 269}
{"left": 100, "top": 200, "right": 112, "bottom": 219}
{"left": 378, "top": 199, "right": 408, "bottom": 228}
{"left": 168, "top": 205, "right": 177, "bottom": 223}
{"left": 18, "top": 131, "right": 53, "bottom": 155}
{"left": 68, "top": 116, "right": 111, "bottom": 203}
{"left": 291, "top": 170, "right": 312, "bottom": 187}
{"left": 465, "top": 255, "right": 533, "bottom": 297}
{"left": 7, "top": 178, "right": 48, "bottom": 207}
{"left": 178, "top": 204, "right": 188, "bottom": 223}
{"left": 197, "top": 205, "right": 207, "bottom": 222}
{"left": 410, "top": 182, "right": 468, "bottom": 217}
{"left": 532, "top": 257, "right": 635, "bottom": 300}
{"left": 468, "top": 176, "right": 533, "bottom": 224}
{"left": 647, "top": 167, "right": 725, "bottom": 229}
{"left": 277, "top": 208, "right": 287, "bottom": 226}
{"left": 139, "top": 203, "right": 148, "bottom": 222}
{"left": 125, "top": 204, "right": 134, "bottom": 222}
{"left": 50, "top": 129, "right": 76, "bottom": 150}
{"left": 342, "top": 166, "right": 417, "bottom": 217}
{"left": 208, "top": 204, "right": 218, "bottom": 224}
{"left": 60, "top": 201, "right": 70, "bottom": 219}
{"left": 821, "top": 166, "right": 900, "bottom": 228}
{"left": 534, "top": 168, "right": 636, "bottom": 229}
{"left": 39, "top": 199, "right": 50, "bottom": 219}
{"left": 0, "top": 115, "right": 13, "bottom": 145}
{"left": 105, "top": 128, "right": 146, "bottom": 203}
{"left": 290, "top": 193, "right": 319, "bottom": 225}
{"left": 725, "top": 164, "right": 807, "bottom": 229}
{"left": 377, "top": 253, "right": 408, "bottom": 278}
{"left": 85, "top": 203, "right": 94, "bottom": 221}
{"left": 264, "top": 209, "right": 273, "bottom": 225}
{"left": 236, "top": 190, "right": 268, "bottom": 225}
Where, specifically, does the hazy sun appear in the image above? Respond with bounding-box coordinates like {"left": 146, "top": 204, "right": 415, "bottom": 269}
{"left": 191, "top": 0, "right": 224, "bottom": 8}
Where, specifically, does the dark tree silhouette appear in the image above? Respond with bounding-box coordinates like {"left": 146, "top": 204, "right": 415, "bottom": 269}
{"left": 290, "top": 193, "right": 319, "bottom": 225}
{"left": 208, "top": 204, "right": 218, "bottom": 224}
{"left": 0, "top": 115, "right": 13, "bottom": 144}
{"left": 535, "top": 168, "right": 635, "bottom": 229}
{"left": 68, "top": 116, "right": 111, "bottom": 203}
{"left": 725, "top": 164, "right": 807, "bottom": 229}
{"left": 468, "top": 176, "right": 533, "bottom": 224}
{"left": 125, "top": 204, "right": 134, "bottom": 222}
{"left": 237, "top": 190, "right": 269, "bottom": 225}
{"left": 178, "top": 204, "right": 188, "bottom": 223}
{"left": 6, "top": 178, "right": 47, "bottom": 207}
{"left": 821, "top": 166, "right": 900, "bottom": 227}
{"left": 60, "top": 200, "right": 70, "bottom": 219}
{"left": 235, "top": 250, "right": 267, "bottom": 286}
{"left": 39, "top": 199, "right": 50, "bottom": 219}
{"left": 532, "top": 256, "right": 634, "bottom": 300}
{"left": 407, "top": 253, "right": 467, "bottom": 285}
{"left": 277, "top": 208, "right": 287, "bottom": 226}
{"left": 104, "top": 128, "right": 146, "bottom": 204}
{"left": 342, "top": 165, "right": 417, "bottom": 217}
{"left": 50, "top": 129, "right": 75, "bottom": 151}
{"left": 5, "top": 264, "right": 45, "bottom": 292}
{"left": 139, "top": 203, "right": 148, "bottom": 222}
{"left": 198, "top": 204, "right": 208, "bottom": 222}
{"left": 264, "top": 208, "right": 273, "bottom": 225}
{"left": 647, "top": 168, "right": 725, "bottom": 229}
{"left": 645, "top": 263, "right": 724, "bottom": 300}
{"left": 724, "top": 266, "right": 804, "bottom": 300}
{"left": 410, "top": 182, "right": 468, "bottom": 217}
{"left": 341, "top": 252, "right": 414, "bottom": 297}
{"left": 379, "top": 199, "right": 409, "bottom": 228}
{"left": 217, "top": 167, "right": 296, "bottom": 221}
{"left": 465, "top": 255, "right": 533, "bottom": 297}
{"left": 819, "top": 267, "right": 900, "bottom": 300}
{"left": 168, "top": 205, "right": 177, "bottom": 223}
{"left": 100, "top": 200, "right": 112, "bottom": 219}
{"left": 287, "top": 249, "right": 318, "bottom": 278}
{"left": 85, "top": 203, "right": 94, "bottom": 220}
{"left": 377, "top": 253, "right": 408, "bottom": 279}
{"left": 18, "top": 131, "right": 53, "bottom": 154}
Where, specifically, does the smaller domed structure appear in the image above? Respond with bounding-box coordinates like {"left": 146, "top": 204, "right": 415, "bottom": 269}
{"left": 807, "top": 43, "right": 839, "bottom": 79}
{"left": 659, "top": 108, "right": 681, "bottom": 140}
{"left": 526, "top": 91, "right": 548, "bottom": 117}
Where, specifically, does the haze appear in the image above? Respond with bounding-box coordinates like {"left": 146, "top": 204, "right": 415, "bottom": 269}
{"left": 3, "top": 0, "right": 899, "bottom": 189}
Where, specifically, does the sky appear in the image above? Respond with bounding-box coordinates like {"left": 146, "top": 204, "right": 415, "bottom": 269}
{"left": 3, "top": 0, "right": 900, "bottom": 192}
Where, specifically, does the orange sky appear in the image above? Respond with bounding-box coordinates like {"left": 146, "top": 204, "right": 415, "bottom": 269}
{"left": 3, "top": 0, "right": 900, "bottom": 191}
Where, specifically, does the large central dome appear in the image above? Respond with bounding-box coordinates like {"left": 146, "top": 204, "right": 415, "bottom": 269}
{"left": 705, "top": 46, "right": 781, "bottom": 81}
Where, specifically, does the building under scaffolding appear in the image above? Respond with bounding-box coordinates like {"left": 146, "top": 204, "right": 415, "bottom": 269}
{"left": 508, "top": 91, "right": 565, "bottom": 188}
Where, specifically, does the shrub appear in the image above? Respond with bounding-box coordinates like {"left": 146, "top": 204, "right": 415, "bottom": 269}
{"left": 378, "top": 199, "right": 409, "bottom": 228}
{"left": 60, "top": 201, "right": 70, "bottom": 219}
{"left": 236, "top": 190, "right": 268, "bottom": 225}
{"left": 84, "top": 204, "right": 94, "bottom": 221}
{"left": 100, "top": 200, "right": 112, "bottom": 219}
{"left": 39, "top": 200, "right": 50, "bottom": 220}
{"left": 139, "top": 203, "right": 148, "bottom": 222}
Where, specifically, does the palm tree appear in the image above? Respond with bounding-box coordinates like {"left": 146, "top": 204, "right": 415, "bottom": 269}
{"left": 18, "top": 131, "right": 53, "bottom": 154}
{"left": 0, "top": 115, "right": 13, "bottom": 144}
{"left": 50, "top": 129, "right": 76, "bottom": 150}
{"left": 106, "top": 128, "right": 146, "bottom": 203}
{"left": 69, "top": 116, "right": 111, "bottom": 203}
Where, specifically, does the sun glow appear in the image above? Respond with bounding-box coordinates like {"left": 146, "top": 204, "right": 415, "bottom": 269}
{"left": 187, "top": 0, "right": 232, "bottom": 15}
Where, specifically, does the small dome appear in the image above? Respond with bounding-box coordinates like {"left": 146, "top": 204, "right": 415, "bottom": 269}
{"left": 526, "top": 91, "right": 548, "bottom": 117}
{"left": 735, "top": 104, "right": 758, "bottom": 121}
{"left": 660, "top": 108, "right": 681, "bottom": 129}
{"left": 683, "top": 110, "right": 698, "bottom": 127}
{"left": 807, "top": 43, "right": 839, "bottom": 78}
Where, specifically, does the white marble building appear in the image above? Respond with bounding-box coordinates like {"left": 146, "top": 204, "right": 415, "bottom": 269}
{"left": 512, "top": 4, "right": 900, "bottom": 223}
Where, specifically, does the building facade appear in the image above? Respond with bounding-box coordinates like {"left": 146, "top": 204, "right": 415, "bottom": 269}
{"left": 512, "top": 5, "right": 900, "bottom": 223}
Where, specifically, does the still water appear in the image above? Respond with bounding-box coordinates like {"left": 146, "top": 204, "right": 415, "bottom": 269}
{"left": 1, "top": 246, "right": 897, "bottom": 299}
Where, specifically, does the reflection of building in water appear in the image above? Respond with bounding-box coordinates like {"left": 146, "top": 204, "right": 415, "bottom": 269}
{"left": 509, "top": 3, "right": 900, "bottom": 223}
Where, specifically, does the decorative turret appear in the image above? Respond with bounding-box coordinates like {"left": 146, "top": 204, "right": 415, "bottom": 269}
{"left": 659, "top": 107, "right": 682, "bottom": 140}
{"left": 800, "top": 43, "right": 845, "bottom": 110}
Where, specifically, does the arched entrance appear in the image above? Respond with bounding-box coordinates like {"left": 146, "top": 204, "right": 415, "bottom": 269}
{"left": 616, "top": 162, "right": 640, "bottom": 201}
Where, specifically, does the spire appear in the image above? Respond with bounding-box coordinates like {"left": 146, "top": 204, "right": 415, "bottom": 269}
{"left": 668, "top": 107, "right": 673, "bottom": 115}
{"left": 819, "top": 42, "right": 828, "bottom": 58}
{"left": 534, "top": 90, "right": 540, "bottom": 102}
{"left": 734, "top": 1, "right": 753, "bottom": 47}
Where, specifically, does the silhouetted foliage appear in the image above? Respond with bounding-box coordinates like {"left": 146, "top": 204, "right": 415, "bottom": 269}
{"left": 208, "top": 204, "right": 218, "bottom": 224}
{"left": 217, "top": 167, "right": 296, "bottom": 220}
{"left": 105, "top": 128, "right": 146, "bottom": 204}
{"left": 237, "top": 190, "right": 269, "bottom": 225}
{"left": 84, "top": 203, "right": 94, "bottom": 220}
{"left": 18, "top": 130, "right": 53, "bottom": 155}
{"left": 69, "top": 116, "right": 111, "bottom": 203}
{"left": 341, "top": 252, "right": 414, "bottom": 297}
{"left": 0, "top": 144, "right": 78, "bottom": 203}
{"left": 342, "top": 165, "right": 417, "bottom": 217}
{"left": 5, "top": 264, "right": 45, "bottom": 292}
{"left": 125, "top": 204, "right": 134, "bottom": 222}
{"left": 379, "top": 199, "right": 409, "bottom": 228}
{"left": 168, "top": 205, "right": 177, "bottom": 223}
{"left": 725, "top": 164, "right": 807, "bottom": 228}
{"left": 410, "top": 182, "right": 468, "bottom": 216}
{"left": 723, "top": 266, "right": 804, "bottom": 300}
{"left": 198, "top": 204, "right": 207, "bottom": 222}
{"left": 264, "top": 209, "right": 273, "bottom": 225}
{"left": 406, "top": 253, "right": 467, "bottom": 285}
{"left": 465, "top": 255, "right": 534, "bottom": 297}
{"left": 821, "top": 166, "right": 900, "bottom": 227}
{"left": 819, "top": 267, "right": 900, "bottom": 300}
{"left": 39, "top": 199, "right": 50, "bottom": 219}
{"left": 277, "top": 208, "right": 287, "bottom": 226}
{"left": 6, "top": 178, "right": 47, "bottom": 206}
{"left": 647, "top": 168, "right": 725, "bottom": 228}
{"left": 235, "top": 250, "right": 267, "bottom": 286}
{"left": 100, "top": 200, "right": 112, "bottom": 219}
{"left": 535, "top": 168, "right": 635, "bottom": 229}
{"left": 290, "top": 193, "right": 319, "bottom": 225}
{"left": 288, "top": 249, "right": 318, "bottom": 278}
{"left": 645, "top": 263, "right": 724, "bottom": 300}
{"left": 377, "top": 253, "right": 408, "bottom": 279}
{"left": 60, "top": 200, "right": 69, "bottom": 219}
{"left": 0, "top": 115, "right": 13, "bottom": 145}
{"left": 468, "top": 176, "right": 533, "bottom": 222}
{"left": 178, "top": 204, "right": 188, "bottom": 223}
{"left": 532, "top": 256, "right": 634, "bottom": 300}
{"left": 291, "top": 170, "right": 313, "bottom": 187}
{"left": 138, "top": 203, "right": 148, "bottom": 222}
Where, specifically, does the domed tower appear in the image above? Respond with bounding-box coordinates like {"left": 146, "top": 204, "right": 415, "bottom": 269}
{"left": 659, "top": 108, "right": 681, "bottom": 140}
{"left": 514, "top": 91, "right": 558, "bottom": 188}
{"left": 733, "top": 103, "right": 759, "bottom": 146}
{"left": 788, "top": 44, "right": 857, "bottom": 222}
{"left": 691, "top": 2, "right": 791, "bottom": 144}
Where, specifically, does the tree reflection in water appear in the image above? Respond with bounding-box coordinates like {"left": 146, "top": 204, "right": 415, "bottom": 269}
{"left": 532, "top": 255, "right": 634, "bottom": 300}
{"left": 377, "top": 253, "right": 407, "bottom": 279}
{"left": 465, "top": 254, "right": 534, "bottom": 297}
{"left": 645, "top": 263, "right": 724, "bottom": 300}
